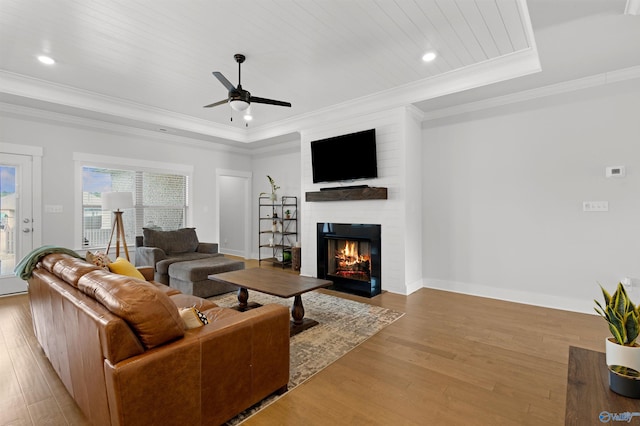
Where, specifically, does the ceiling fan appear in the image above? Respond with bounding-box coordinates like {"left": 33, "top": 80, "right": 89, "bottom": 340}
{"left": 204, "top": 53, "right": 292, "bottom": 113}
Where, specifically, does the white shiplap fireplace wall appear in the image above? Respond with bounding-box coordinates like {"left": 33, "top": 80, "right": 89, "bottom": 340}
{"left": 300, "top": 106, "right": 423, "bottom": 295}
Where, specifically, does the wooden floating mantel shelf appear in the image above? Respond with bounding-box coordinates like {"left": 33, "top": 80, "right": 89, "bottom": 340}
{"left": 305, "top": 187, "right": 388, "bottom": 202}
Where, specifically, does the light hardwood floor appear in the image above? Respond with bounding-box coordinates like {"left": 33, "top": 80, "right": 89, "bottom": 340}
{"left": 0, "top": 259, "right": 608, "bottom": 425}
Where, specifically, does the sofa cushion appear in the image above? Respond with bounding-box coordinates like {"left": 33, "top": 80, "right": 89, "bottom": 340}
{"left": 78, "top": 269, "right": 185, "bottom": 349}
{"left": 108, "top": 257, "right": 146, "bottom": 280}
{"left": 51, "top": 256, "right": 102, "bottom": 288}
{"left": 143, "top": 228, "right": 199, "bottom": 254}
{"left": 168, "top": 257, "right": 245, "bottom": 282}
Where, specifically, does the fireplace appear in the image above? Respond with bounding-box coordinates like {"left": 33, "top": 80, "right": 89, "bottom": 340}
{"left": 317, "top": 223, "right": 381, "bottom": 297}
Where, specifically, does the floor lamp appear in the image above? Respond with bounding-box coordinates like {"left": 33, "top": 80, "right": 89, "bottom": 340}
{"left": 103, "top": 192, "right": 134, "bottom": 261}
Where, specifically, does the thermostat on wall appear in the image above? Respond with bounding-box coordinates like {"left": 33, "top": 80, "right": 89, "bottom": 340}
{"left": 606, "top": 166, "right": 625, "bottom": 178}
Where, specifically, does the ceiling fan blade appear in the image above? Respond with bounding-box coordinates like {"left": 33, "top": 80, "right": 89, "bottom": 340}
{"left": 203, "top": 99, "right": 229, "bottom": 108}
{"left": 212, "top": 72, "right": 236, "bottom": 92}
{"left": 250, "top": 96, "right": 292, "bottom": 107}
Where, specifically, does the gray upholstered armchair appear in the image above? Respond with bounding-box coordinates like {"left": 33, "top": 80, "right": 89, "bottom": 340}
{"left": 134, "top": 228, "right": 221, "bottom": 284}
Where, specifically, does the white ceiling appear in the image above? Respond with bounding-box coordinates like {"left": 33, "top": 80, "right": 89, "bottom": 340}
{"left": 1, "top": 0, "right": 639, "bottom": 146}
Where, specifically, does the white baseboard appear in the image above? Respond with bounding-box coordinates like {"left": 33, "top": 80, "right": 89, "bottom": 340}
{"left": 422, "top": 278, "right": 595, "bottom": 315}
{"left": 219, "top": 248, "right": 246, "bottom": 258}
{"left": 405, "top": 277, "right": 424, "bottom": 296}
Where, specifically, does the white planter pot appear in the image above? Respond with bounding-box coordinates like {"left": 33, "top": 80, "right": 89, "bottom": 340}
{"left": 605, "top": 338, "right": 640, "bottom": 373}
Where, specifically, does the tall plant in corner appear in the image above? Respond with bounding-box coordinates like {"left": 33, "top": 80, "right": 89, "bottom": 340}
{"left": 594, "top": 283, "right": 639, "bottom": 347}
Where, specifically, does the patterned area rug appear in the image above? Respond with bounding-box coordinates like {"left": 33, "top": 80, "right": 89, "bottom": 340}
{"left": 208, "top": 290, "right": 404, "bottom": 425}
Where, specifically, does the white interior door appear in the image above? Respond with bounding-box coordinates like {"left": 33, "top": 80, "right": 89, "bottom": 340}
{"left": 216, "top": 170, "right": 252, "bottom": 259}
{"left": 1, "top": 154, "right": 33, "bottom": 295}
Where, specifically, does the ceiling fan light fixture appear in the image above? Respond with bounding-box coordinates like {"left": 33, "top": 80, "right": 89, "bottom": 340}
{"left": 422, "top": 51, "right": 437, "bottom": 62}
{"left": 230, "top": 99, "right": 249, "bottom": 111}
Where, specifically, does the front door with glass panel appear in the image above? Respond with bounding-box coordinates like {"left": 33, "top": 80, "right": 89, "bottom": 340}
{"left": 0, "top": 154, "right": 33, "bottom": 295}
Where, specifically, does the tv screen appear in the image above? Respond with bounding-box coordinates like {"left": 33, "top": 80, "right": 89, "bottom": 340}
{"left": 311, "top": 129, "right": 378, "bottom": 184}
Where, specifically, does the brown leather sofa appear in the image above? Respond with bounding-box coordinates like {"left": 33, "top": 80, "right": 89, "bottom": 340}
{"left": 28, "top": 253, "right": 290, "bottom": 426}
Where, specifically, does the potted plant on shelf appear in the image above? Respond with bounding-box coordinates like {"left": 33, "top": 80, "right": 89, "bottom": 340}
{"left": 285, "top": 209, "right": 291, "bottom": 219}
{"left": 594, "top": 282, "right": 640, "bottom": 398}
{"left": 259, "top": 175, "right": 280, "bottom": 202}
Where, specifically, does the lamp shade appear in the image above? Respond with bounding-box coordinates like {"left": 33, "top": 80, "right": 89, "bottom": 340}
{"left": 102, "top": 192, "right": 134, "bottom": 211}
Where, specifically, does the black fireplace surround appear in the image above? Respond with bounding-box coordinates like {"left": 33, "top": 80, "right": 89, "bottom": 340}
{"left": 317, "top": 223, "right": 381, "bottom": 297}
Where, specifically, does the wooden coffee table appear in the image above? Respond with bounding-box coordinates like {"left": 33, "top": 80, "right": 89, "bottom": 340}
{"left": 208, "top": 268, "right": 332, "bottom": 336}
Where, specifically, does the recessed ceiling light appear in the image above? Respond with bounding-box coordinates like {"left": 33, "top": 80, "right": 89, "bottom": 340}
{"left": 422, "top": 51, "right": 437, "bottom": 62}
{"left": 37, "top": 55, "right": 55, "bottom": 65}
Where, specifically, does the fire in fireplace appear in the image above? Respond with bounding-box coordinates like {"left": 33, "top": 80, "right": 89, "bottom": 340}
{"left": 328, "top": 239, "right": 371, "bottom": 282}
{"left": 317, "top": 223, "right": 381, "bottom": 297}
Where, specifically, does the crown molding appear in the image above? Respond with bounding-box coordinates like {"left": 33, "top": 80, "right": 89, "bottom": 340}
{"left": 421, "top": 65, "right": 640, "bottom": 122}
{"left": 0, "top": 70, "right": 249, "bottom": 143}
{"left": 1, "top": 42, "right": 540, "bottom": 146}
{"left": 248, "top": 47, "right": 541, "bottom": 141}
{"left": 0, "top": 101, "right": 253, "bottom": 155}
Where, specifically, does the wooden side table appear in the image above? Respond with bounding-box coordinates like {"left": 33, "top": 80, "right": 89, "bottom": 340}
{"left": 291, "top": 246, "right": 301, "bottom": 271}
{"left": 565, "top": 346, "right": 640, "bottom": 425}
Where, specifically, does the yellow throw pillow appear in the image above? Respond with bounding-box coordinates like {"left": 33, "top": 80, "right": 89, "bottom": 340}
{"left": 108, "top": 257, "right": 145, "bottom": 280}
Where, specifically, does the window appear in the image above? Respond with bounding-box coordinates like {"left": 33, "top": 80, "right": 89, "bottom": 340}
{"left": 81, "top": 166, "right": 188, "bottom": 249}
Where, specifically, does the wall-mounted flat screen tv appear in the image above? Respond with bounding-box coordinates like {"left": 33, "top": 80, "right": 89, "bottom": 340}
{"left": 311, "top": 129, "right": 378, "bottom": 183}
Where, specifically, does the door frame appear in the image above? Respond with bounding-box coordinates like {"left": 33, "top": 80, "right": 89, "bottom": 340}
{"left": 0, "top": 142, "right": 43, "bottom": 294}
{"left": 215, "top": 169, "right": 252, "bottom": 259}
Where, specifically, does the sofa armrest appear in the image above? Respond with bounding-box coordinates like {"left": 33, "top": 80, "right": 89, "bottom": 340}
{"left": 134, "top": 246, "right": 166, "bottom": 267}
{"left": 136, "top": 266, "right": 154, "bottom": 281}
{"left": 196, "top": 242, "right": 218, "bottom": 254}
{"left": 104, "top": 304, "right": 289, "bottom": 426}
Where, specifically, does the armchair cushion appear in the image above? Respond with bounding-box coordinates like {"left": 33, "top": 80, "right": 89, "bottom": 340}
{"left": 143, "top": 227, "right": 199, "bottom": 254}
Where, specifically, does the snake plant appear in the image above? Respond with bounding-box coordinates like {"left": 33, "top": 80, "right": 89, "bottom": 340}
{"left": 594, "top": 282, "right": 640, "bottom": 346}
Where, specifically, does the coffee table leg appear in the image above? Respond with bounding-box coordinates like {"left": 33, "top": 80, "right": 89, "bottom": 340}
{"left": 237, "top": 287, "right": 248, "bottom": 310}
{"left": 291, "top": 295, "right": 304, "bottom": 326}
{"left": 289, "top": 295, "right": 319, "bottom": 336}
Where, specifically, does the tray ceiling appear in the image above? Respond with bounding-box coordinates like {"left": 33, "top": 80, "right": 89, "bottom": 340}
{"left": 0, "top": 0, "right": 638, "bottom": 145}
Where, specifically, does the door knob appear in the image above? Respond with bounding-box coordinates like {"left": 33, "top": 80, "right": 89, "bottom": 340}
{"left": 22, "top": 228, "right": 31, "bottom": 233}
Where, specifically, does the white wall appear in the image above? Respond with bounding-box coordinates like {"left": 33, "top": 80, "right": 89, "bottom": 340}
{"left": 300, "top": 107, "right": 422, "bottom": 295}
{"left": 0, "top": 109, "right": 251, "bottom": 251}
{"left": 422, "top": 78, "right": 640, "bottom": 313}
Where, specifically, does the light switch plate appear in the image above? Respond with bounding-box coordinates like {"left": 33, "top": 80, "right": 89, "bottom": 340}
{"left": 583, "top": 201, "right": 608, "bottom": 212}
{"left": 45, "top": 204, "right": 63, "bottom": 213}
